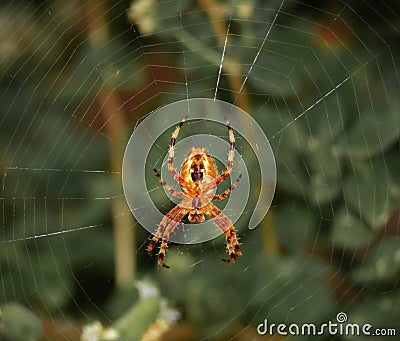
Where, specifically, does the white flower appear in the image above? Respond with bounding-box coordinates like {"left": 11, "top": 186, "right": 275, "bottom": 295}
{"left": 135, "top": 280, "right": 159, "bottom": 299}
{"left": 160, "top": 299, "right": 181, "bottom": 324}
{"left": 81, "top": 321, "right": 119, "bottom": 341}
{"left": 103, "top": 328, "right": 119, "bottom": 340}
{"left": 81, "top": 322, "right": 103, "bottom": 341}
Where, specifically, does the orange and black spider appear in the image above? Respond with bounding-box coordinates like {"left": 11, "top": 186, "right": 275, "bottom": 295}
{"left": 147, "top": 115, "right": 242, "bottom": 268}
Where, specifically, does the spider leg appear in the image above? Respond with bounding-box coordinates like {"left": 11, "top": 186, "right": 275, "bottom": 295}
{"left": 158, "top": 208, "right": 188, "bottom": 268}
{"left": 213, "top": 174, "right": 242, "bottom": 201}
{"left": 215, "top": 116, "right": 236, "bottom": 186}
{"left": 153, "top": 169, "right": 185, "bottom": 198}
{"left": 168, "top": 115, "right": 188, "bottom": 184}
{"left": 147, "top": 205, "right": 181, "bottom": 256}
{"left": 204, "top": 203, "right": 242, "bottom": 263}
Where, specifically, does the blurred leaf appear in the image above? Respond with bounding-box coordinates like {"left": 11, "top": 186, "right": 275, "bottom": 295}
{"left": 29, "top": 243, "right": 74, "bottom": 309}
{"left": 0, "top": 103, "right": 109, "bottom": 171}
{"left": 331, "top": 207, "right": 374, "bottom": 249}
{"left": 0, "top": 240, "right": 73, "bottom": 309}
{"left": 62, "top": 39, "right": 144, "bottom": 105}
{"left": 334, "top": 100, "right": 400, "bottom": 160}
{"left": 65, "top": 227, "right": 114, "bottom": 272}
{"left": 308, "top": 175, "right": 341, "bottom": 205}
{"left": 153, "top": 246, "right": 246, "bottom": 337}
{"left": 351, "top": 237, "right": 400, "bottom": 284}
{"left": 273, "top": 201, "right": 315, "bottom": 251}
{"left": 245, "top": 253, "right": 335, "bottom": 325}
{"left": 153, "top": 248, "right": 195, "bottom": 304}
{"left": 385, "top": 149, "right": 400, "bottom": 206}
{"left": 186, "top": 257, "right": 246, "bottom": 336}
{"left": 104, "top": 286, "right": 139, "bottom": 320}
{"left": 304, "top": 95, "right": 347, "bottom": 145}
{"left": 306, "top": 144, "right": 342, "bottom": 205}
{"left": 249, "top": 47, "right": 305, "bottom": 98}
{"left": 343, "top": 161, "right": 395, "bottom": 229}
{"left": 0, "top": 303, "right": 41, "bottom": 341}
{"left": 258, "top": 107, "right": 309, "bottom": 196}
{"left": 246, "top": 19, "right": 315, "bottom": 98}
{"left": 345, "top": 291, "right": 400, "bottom": 340}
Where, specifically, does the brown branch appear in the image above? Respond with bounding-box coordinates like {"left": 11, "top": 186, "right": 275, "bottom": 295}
{"left": 198, "top": 0, "right": 250, "bottom": 112}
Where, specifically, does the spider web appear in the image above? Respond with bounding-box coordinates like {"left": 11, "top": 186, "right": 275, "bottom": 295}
{"left": 1, "top": 0, "right": 400, "bottom": 340}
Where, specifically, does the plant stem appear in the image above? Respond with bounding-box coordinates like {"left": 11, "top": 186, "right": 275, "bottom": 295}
{"left": 100, "top": 86, "right": 136, "bottom": 286}
{"left": 198, "top": 0, "right": 280, "bottom": 255}
{"left": 85, "top": 0, "right": 136, "bottom": 287}
{"left": 198, "top": 0, "right": 250, "bottom": 112}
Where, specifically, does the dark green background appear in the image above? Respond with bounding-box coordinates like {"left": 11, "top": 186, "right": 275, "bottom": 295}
{"left": 0, "top": 0, "right": 399, "bottom": 340}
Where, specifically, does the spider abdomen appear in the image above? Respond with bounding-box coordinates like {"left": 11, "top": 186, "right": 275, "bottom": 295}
{"left": 180, "top": 148, "right": 218, "bottom": 187}
{"left": 192, "top": 196, "right": 202, "bottom": 209}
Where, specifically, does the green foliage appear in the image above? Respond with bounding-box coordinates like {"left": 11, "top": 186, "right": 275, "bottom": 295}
{"left": 273, "top": 201, "right": 316, "bottom": 251}
{"left": 114, "top": 294, "right": 160, "bottom": 340}
{"left": 150, "top": 229, "right": 337, "bottom": 338}
{"left": 0, "top": 303, "right": 41, "bottom": 341}
{"left": 351, "top": 238, "right": 400, "bottom": 284}
{"left": 135, "top": 0, "right": 400, "bottom": 338}
{"left": 331, "top": 207, "right": 373, "bottom": 249}
{"left": 343, "top": 161, "right": 398, "bottom": 229}
{"left": 81, "top": 280, "right": 179, "bottom": 341}
{"left": 346, "top": 291, "right": 400, "bottom": 340}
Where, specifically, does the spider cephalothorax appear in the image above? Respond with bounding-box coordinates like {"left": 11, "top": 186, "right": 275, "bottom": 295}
{"left": 148, "top": 116, "right": 242, "bottom": 268}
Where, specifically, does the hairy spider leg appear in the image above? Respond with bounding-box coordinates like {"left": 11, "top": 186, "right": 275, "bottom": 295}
{"left": 204, "top": 202, "right": 242, "bottom": 263}
{"left": 215, "top": 116, "right": 236, "bottom": 185}
{"left": 158, "top": 209, "right": 189, "bottom": 268}
{"left": 168, "top": 115, "right": 188, "bottom": 184}
{"left": 147, "top": 205, "right": 182, "bottom": 256}
{"left": 153, "top": 168, "right": 185, "bottom": 198}
{"left": 212, "top": 174, "right": 242, "bottom": 201}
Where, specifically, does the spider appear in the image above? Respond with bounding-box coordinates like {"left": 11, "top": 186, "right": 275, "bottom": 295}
{"left": 147, "top": 115, "right": 242, "bottom": 268}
